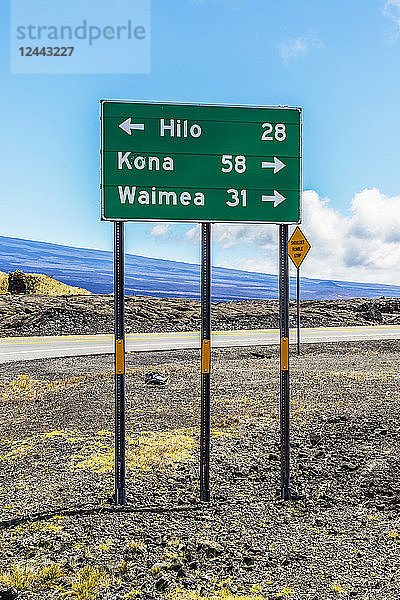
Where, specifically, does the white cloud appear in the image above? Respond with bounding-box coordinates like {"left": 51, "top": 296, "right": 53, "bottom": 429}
{"left": 185, "top": 222, "right": 276, "bottom": 249}
{"left": 303, "top": 188, "right": 400, "bottom": 282}
{"left": 185, "top": 225, "right": 200, "bottom": 243}
{"left": 213, "top": 189, "right": 400, "bottom": 285}
{"left": 150, "top": 223, "right": 170, "bottom": 237}
{"left": 384, "top": 0, "right": 400, "bottom": 20}
{"left": 147, "top": 188, "right": 400, "bottom": 285}
{"left": 212, "top": 222, "right": 276, "bottom": 249}
{"left": 383, "top": 0, "right": 400, "bottom": 39}
{"left": 279, "top": 35, "right": 322, "bottom": 64}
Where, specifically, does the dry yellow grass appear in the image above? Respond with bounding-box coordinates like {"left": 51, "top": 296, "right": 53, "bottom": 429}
{"left": 0, "top": 271, "right": 7, "bottom": 293}
{"left": 0, "top": 374, "right": 51, "bottom": 403}
{"left": 0, "top": 561, "right": 66, "bottom": 590}
{"left": 20, "top": 272, "right": 91, "bottom": 295}
{"left": 73, "top": 429, "right": 196, "bottom": 473}
{"left": 0, "top": 372, "right": 110, "bottom": 405}
{"left": 167, "top": 591, "right": 269, "bottom": 600}
{"left": 1, "top": 270, "right": 90, "bottom": 295}
{"left": 0, "top": 562, "right": 111, "bottom": 598}
{"left": 0, "top": 563, "right": 37, "bottom": 589}
{"left": 67, "top": 565, "right": 111, "bottom": 600}
{"left": 330, "top": 369, "right": 398, "bottom": 381}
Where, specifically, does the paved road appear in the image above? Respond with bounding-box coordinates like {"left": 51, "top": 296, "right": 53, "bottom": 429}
{"left": 0, "top": 325, "right": 400, "bottom": 363}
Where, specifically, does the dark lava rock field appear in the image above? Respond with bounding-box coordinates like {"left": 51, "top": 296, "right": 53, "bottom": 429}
{"left": 1, "top": 295, "right": 400, "bottom": 337}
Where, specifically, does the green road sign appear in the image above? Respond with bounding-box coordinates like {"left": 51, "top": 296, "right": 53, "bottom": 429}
{"left": 100, "top": 101, "right": 301, "bottom": 224}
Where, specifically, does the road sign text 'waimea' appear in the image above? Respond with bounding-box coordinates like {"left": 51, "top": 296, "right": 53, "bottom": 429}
{"left": 100, "top": 101, "right": 301, "bottom": 224}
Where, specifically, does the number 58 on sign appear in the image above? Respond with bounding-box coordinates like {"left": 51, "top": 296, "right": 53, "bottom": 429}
{"left": 101, "top": 101, "right": 301, "bottom": 224}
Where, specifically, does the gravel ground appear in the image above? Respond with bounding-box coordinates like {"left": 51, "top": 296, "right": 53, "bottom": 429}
{"left": 0, "top": 341, "right": 399, "bottom": 599}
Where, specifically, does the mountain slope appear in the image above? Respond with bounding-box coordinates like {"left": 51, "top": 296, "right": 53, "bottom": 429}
{"left": 1, "top": 235, "right": 399, "bottom": 301}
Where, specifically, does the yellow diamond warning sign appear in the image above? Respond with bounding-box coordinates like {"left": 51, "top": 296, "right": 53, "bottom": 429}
{"left": 288, "top": 226, "right": 311, "bottom": 268}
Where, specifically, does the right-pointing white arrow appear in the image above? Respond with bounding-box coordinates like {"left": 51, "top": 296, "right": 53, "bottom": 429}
{"left": 261, "top": 157, "right": 286, "bottom": 174}
{"left": 261, "top": 190, "right": 286, "bottom": 207}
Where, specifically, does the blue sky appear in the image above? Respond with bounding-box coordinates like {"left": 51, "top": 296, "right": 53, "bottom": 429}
{"left": 2, "top": 0, "right": 400, "bottom": 283}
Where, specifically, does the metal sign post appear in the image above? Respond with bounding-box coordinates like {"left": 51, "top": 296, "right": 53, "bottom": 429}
{"left": 279, "top": 224, "right": 290, "bottom": 501}
{"left": 297, "top": 268, "right": 300, "bottom": 355}
{"left": 200, "top": 222, "right": 211, "bottom": 502}
{"left": 114, "top": 221, "right": 126, "bottom": 506}
{"left": 288, "top": 227, "right": 311, "bottom": 356}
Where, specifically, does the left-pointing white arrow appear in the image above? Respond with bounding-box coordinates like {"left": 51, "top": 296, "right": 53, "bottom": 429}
{"left": 261, "top": 190, "right": 286, "bottom": 207}
{"left": 119, "top": 118, "right": 145, "bottom": 135}
{"left": 261, "top": 157, "right": 286, "bottom": 173}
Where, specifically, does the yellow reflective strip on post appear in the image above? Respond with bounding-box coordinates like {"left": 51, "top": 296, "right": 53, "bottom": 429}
{"left": 280, "top": 337, "right": 289, "bottom": 371}
{"left": 202, "top": 339, "right": 211, "bottom": 373}
{"left": 115, "top": 339, "right": 125, "bottom": 374}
